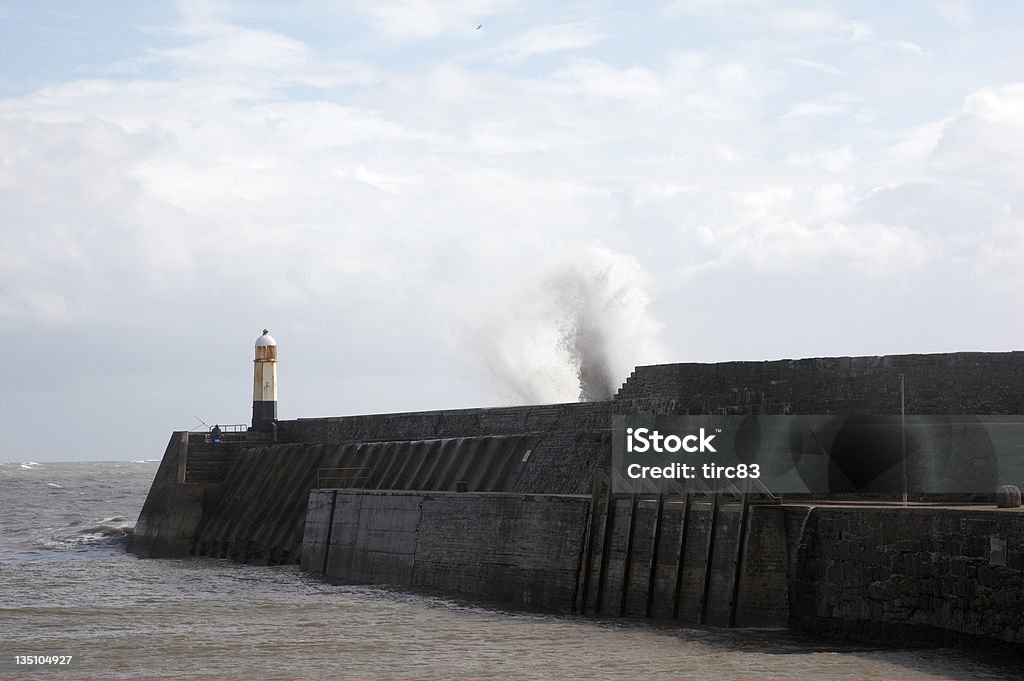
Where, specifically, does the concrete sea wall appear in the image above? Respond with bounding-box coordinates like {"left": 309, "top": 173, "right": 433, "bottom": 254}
{"left": 302, "top": 489, "right": 792, "bottom": 627}
{"left": 134, "top": 434, "right": 542, "bottom": 564}
{"left": 576, "top": 497, "right": 789, "bottom": 627}
{"left": 129, "top": 432, "right": 228, "bottom": 558}
{"left": 302, "top": 490, "right": 591, "bottom": 611}
{"left": 300, "top": 492, "right": 1024, "bottom": 648}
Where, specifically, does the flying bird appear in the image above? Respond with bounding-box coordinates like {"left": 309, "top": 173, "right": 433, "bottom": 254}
{"left": 476, "top": 24, "right": 482, "bottom": 30}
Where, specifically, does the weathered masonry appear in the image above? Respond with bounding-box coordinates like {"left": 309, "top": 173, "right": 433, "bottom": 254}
{"left": 131, "top": 348, "right": 1024, "bottom": 649}
{"left": 300, "top": 485, "right": 790, "bottom": 628}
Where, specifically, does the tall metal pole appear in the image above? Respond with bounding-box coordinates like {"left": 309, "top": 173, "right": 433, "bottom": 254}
{"left": 900, "top": 374, "right": 908, "bottom": 506}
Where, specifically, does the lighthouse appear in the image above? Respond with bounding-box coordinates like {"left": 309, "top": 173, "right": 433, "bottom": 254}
{"left": 252, "top": 329, "right": 277, "bottom": 432}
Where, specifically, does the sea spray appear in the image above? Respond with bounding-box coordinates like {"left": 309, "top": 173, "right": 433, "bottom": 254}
{"left": 471, "top": 247, "right": 663, "bottom": 404}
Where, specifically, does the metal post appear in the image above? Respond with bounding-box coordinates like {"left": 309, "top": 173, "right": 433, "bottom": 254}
{"left": 727, "top": 485, "right": 752, "bottom": 628}
{"left": 699, "top": 493, "right": 721, "bottom": 625}
{"left": 594, "top": 473, "right": 615, "bottom": 615}
{"left": 644, "top": 493, "right": 665, "bottom": 617}
{"left": 619, "top": 492, "right": 640, "bottom": 616}
{"left": 321, "top": 489, "right": 338, "bottom": 576}
{"left": 671, "top": 493, "right": 692, "bottom": 619}
{"left": 576, "top": 469, "right": 604, "bottom": 615}
{"left": 900, "top": 373, "right": 908, "bottom": 506}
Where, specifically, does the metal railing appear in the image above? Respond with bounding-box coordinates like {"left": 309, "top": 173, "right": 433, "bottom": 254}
{"left": 316, "top": 467, "right": 371, "bottom": 489}
{"left": 201, "top": 424, "right": 250, "bottom": 443}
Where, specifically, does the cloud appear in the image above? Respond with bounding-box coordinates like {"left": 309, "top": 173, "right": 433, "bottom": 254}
{"left": 492, "top": 22, "right": 607, "bottom": 64}
{"left": 787, "top": 58, "right": 844, "bottom": 76}
{"left": 935, "top": 1, "right": 972, "bottom": 28}
{"left": 879, "top": 39, "right": 925, "bottom": 55}
{"left": 932, "top": 84, "right": 1024, "bottom": 189}
{"left": 3, "top": 3, "right": 1024, "bottom": 459}
{"left": 350, "top": 0, "right": 516, "bottom": 41}
{"left": 783, "top": 92, "right": 858, "bottom": 118}
{"left": 551, "top": 58, "right": 665, "bottom": 101}
{"left": 786, "top": 144, "right": 856, "bottom": 172}
{"left": 771, "top": 8, "right": 843, "bottom": 33}
{"left": 148, "top": 22, "right": 377, "bottom": 90}
{"left": 662, "top": 0, "right": 767, "bottom": 18}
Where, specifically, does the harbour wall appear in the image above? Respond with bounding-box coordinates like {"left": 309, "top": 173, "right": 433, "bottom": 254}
{"left": 130, "top": 432, "right": 232, "bottom": 558}
{"left": 792, "top": 505, "right": 1024, "bottom": 648}
{"left": 132, "top": 433, "right": 545, "bottom": 564}
{"left": 130, "top": 350, "right": 1024, "bottom": 649}
{"left": 616, "top": 351, "right": 1024, "bottom": 415}
{"left": 132, "top": 350, "right": 1024, "bottom": 561}
{"left": 281, "top": 400, "right": 671, "bottom": 495}
{"left": 576, "top": 496, "right": 789, "bottom": 627}
{"left": 301, "top": 489, "right": 791, "bottom": 627}
{"left": 301, "top": 492, "right": 1024, "bottom": 648}
{"left": 302, "top": 490, "right": 591, "bottom": 612}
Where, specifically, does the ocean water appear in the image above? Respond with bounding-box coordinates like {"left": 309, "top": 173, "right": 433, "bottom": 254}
{"left": 0, "top": 461, "right": 1020, "bottom": 681}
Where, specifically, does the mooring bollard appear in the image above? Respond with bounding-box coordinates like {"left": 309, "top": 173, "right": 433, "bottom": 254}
{"left": 995, "top": 485, "right": 1021, "bottom": 508}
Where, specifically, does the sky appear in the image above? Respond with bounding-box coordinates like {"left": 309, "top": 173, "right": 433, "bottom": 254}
{"left": 2, "top": 1, "right": 1022, "bottom": 461}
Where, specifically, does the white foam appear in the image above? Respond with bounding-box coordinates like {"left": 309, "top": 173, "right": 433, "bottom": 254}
{"left": 470, "top": 247, "right": 664, "bottom": 403}
{"left": 46, "top": 483, "right": 63, "bottom": 488}
{"left": 20, "top": 461, "right": 42, "bottom": 469}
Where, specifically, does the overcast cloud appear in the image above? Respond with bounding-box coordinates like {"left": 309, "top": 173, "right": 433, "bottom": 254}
{"left": 1, "top": 1, "right": 1022, "bottom": 461}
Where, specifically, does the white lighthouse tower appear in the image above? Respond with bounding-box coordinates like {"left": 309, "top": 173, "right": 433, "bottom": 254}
{"left": 252, "top": 329, "right": 277, "bottom": 432}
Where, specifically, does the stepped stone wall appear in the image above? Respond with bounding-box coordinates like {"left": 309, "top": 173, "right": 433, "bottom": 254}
{"left": 184, "top": 440, "right": 235, "bottom": 484}
{"left": 186, "top": 435, "right": 542, "bottom": 565}
{"left": 616, "top": 352, "right": 1024, "bottom": 415}
{"left": 282, "top": 402, "right": 619, "bottom": 495}
{"left": 129, "top": 432, "right": 228, "bottom": 558}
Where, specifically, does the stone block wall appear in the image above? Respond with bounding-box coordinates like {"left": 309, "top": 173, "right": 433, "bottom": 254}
{"left": 184, "top": 437, "right": 236, "bottom": 484}
{"left": 578, "top": 497, "right": 789, "bottom": 627}
{"left": 283, "top": 403, "right": 620, "bottom": 495}
{"left": 790, "top": 506, "right": 1024, "bottom": 648}
{"left": 302, "top": 490, "right": 591, "bottom": 612}
{"left": 129, "top": 432, "right": 223, "bottom": 558}
{"left": 616, "top": 352, "right": 1024, "bottom": 415}
{"left": 303, "top": 489, "right": 791, "bottom": 624}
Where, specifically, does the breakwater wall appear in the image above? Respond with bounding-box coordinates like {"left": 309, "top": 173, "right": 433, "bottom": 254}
{"left": 283, "top": 400, "right": 641, "bottom": 495}
{"left": 302, "top": 490, "right": 591, "bottom": 611}
{"left": 131, "top": 350, "right": 1024, "bottom": 649}
{"left": 617, "top": 352, "right": 1024, "bottom": 415}
{"left": 130, "top": 432, "right": 231, "bottom": 558}
{"left": 792, "top": 505, "right": 1024, "bottom": 649}
{"left": 301, "top": 493, "right": 1024, "bottom": 648}
{"left": 577, "top": 495, "right": 789, "bottom": 627}
{"left": 131, "top": 433, "right": 542, "bottom": 563}
{"left": 301, "top": 488, "right": 791, "bottom": 627}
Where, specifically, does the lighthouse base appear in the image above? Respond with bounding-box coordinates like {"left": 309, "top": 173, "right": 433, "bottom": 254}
{"left": 252, "top": 401, "right": 278, "bottom": 432}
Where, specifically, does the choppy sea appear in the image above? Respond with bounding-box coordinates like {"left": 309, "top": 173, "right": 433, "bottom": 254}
{"left": 1, "top": 461, "right": 1020, "bottom": 680}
